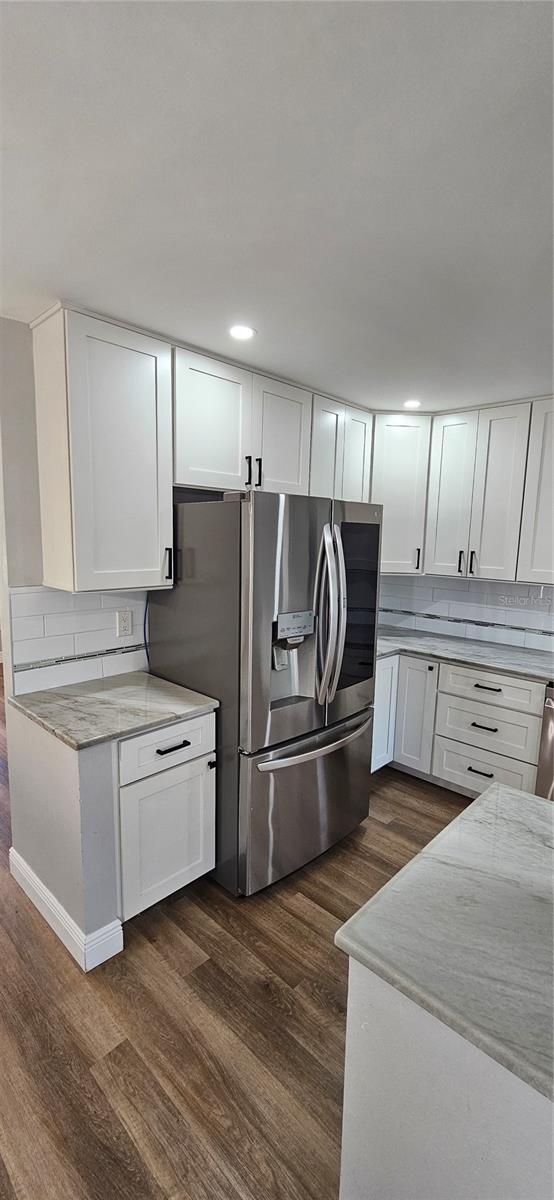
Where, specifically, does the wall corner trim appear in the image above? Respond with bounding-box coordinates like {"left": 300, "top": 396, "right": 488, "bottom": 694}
{"left": 8, "top": 847, "right": 123, "bottom": 970}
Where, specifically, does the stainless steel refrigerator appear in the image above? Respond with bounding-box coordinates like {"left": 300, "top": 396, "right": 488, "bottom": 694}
{"left": 148, "top": 491, "right": 382, "bottom": 895}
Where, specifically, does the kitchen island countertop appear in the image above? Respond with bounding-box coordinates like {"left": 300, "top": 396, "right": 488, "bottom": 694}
{"left": 336, "top": 782, "right": 554, "bottom": 1100}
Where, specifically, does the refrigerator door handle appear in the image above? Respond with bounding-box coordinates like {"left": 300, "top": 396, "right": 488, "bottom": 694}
{"left": 257, "top": 713, "right": 372, "bottom": 772}
{"left": 315, "top": 524, "right": 339, "bottom": 705}
{"left": 327, "top": 523, "right": 347, "bottom": 702}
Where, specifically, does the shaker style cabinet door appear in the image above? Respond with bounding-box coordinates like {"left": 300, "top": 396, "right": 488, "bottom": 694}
{"left": 342, "top": 406, "right": 373, "bottom": 502}
{"left": 119, "top": 754, "right": 216, "bottom": 921}
{"left": 371, "top": 413, "right": 431, "bottom": 573}
{"left": 393, "top": 656, "right": 437, "bottom": 774}
{"left": 252, "top": 375, "right": 312, "bottom": 495}
{"left": 516, "top": 398, "right": 554, "bottom": 585}
{"left": 174, "top": 349, "right": 253, "bottom": 491}
{"left": 468, "top": 403, "right": 531, "bottom": 581}
{"left": 33, "top": 308, "right": 173, "bottom": 591}
{"left": 371, "top": 654, "right": 399, "bottom": 771}
{"left": 424, "top": 411, "right": 478, "bottom": 576}
{"left": 310, "top": 395, "right": 345, "bottom": 498}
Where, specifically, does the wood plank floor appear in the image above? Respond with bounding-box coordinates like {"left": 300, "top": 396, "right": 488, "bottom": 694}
{"left": 0, "top": 669, "right": 468, "bottom": 1200}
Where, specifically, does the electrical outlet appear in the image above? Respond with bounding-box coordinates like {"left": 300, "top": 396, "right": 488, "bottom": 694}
{"left": 116, "top": 609, "right": 133, "bottom": 638}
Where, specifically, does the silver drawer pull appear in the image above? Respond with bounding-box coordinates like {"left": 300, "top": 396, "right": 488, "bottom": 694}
{"left": 156, "top": 739, "right": 191, "bottom": 756}
{"left": 470, "top": 721, "right": 498, "bottom": 733}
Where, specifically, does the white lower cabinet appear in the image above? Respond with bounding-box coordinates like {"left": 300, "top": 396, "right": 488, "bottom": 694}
{"left": 432, "top": 737, "right": 537, "bottom": 795}
{"left": 393, "top": 656, "right": 438, "bottom": 774}
{"left": 119, "top": 753, "right": 216, "bottom": 920}
{"left": 371, "top": 655, "right": 399, "bottom": 771}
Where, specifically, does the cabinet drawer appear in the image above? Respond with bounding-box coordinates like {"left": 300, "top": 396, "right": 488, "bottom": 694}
{"left": 432, "top": 735, "right": 537, "bottom": 795}
{"left": 435, "top": 693, "right": 542, "bottom": 765}
{"left": 119, "top": 713, "right": 215, "bottom": 785}
{"left": 120, "top": 753, "right": 216, "bottom": 920}
{"left": 438, "top": 662, "right": 545, "bottom": 716}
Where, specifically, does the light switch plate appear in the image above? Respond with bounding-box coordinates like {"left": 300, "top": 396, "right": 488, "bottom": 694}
{"left": 116, "top": 609, "right": 133, "bottom": 637}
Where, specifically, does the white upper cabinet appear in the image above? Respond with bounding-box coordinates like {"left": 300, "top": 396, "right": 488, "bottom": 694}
{"left": 252, "top": 375, "right": 312, "bottom": 494}
{"left": 424, "top": 411, "right": 478, "bottom": 577}
{"left": 310, "top": 395, "right": 345, "bottom": 498}
{"left": 371, "top": 413, "right": 431, "bottom": 573}
{"left": 342, "top": 406, "right": 373, "bottom": 502}
{"left": 174, "top": 349, "right": 253, "bottom": 491}
{"left": 33, "top": 309, "right": 173, "bottom": 592}
{"left": 468, "top": 403, "right": 531, "bottom": 580}
{"left": 517, "top": 397, "right": 554, "bottom": 584}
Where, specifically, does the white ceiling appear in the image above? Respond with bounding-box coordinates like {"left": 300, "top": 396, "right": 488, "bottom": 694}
{"left": 1, "top": 1, "right": 552, "bottom": 411}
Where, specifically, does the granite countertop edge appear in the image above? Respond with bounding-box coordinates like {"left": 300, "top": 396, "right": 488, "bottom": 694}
{"left": 8, "top": 694, "right": 218, "bottom": 750}
{"left": 376, "top": 628, "right": 553, "bottom": 682}
{"left": 335, "top": 927, "right": 552, "bottom": 1101}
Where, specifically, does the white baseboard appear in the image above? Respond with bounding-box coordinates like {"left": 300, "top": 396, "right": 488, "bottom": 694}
{"left": 9, "top": 847, "right": 123, "bottom": 971}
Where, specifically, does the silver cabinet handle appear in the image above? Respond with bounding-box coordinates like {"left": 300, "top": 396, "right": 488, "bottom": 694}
{"left": 257, "top": 714, "right": 372, "bottom": 773}
{"left": 315, "top": 524, "right": 338, "bottom": 705}
{"left": 327, "top": 524, "right": 347, "bottom": 702}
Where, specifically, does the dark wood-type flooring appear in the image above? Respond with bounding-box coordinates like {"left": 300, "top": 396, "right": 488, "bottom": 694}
{"left": 0, "top": 668, "right": 467, "bottom": 1199}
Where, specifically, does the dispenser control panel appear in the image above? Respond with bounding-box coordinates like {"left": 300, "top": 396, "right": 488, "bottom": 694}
{"left": 277, "top": 610, "right": 314, "bottom": 639}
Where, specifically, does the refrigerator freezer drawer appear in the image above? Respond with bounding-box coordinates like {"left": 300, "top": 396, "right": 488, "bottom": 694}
{"left": 239, "top": 711, "right": 372, "bottom": 895}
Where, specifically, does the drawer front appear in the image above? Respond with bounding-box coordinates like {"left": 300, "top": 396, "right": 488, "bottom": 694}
{"left": 120, "top": 753, "right": 216, "bottom": 920}
{"left": 435, "top": 693, "right": 542, "bottom": 765}
{"left": 438, "top": 662, "right": 545, "bottom": 716}
{"left": 119, "top": 713, "right": 215, "bottom": 785}
{"left": 432, "top": 735, "right": 537, "bottom": 795}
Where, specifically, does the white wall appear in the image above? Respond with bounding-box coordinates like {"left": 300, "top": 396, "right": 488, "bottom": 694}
{"left": 0, "top": 317, "right": 43, "bottom": 587}
{"left": 379, "top": 576, "right": 554, "bottom": 652}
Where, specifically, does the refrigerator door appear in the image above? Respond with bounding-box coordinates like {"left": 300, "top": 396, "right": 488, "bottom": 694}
{"left": 241, "top": 491, "right": 334, "bottom": 754}
{"left": 239, "top": 709, "right": 373, "bottom": 894}
{"left": 326, "top": 501, "right": 382, "bottom": 727}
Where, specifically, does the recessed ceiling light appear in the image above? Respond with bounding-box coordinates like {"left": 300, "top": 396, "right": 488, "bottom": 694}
{"left": 403, "top": 398, "right": 421, "bottom": 409}
{"left": 229, "top": 324, "right": 256, "bottom": 341}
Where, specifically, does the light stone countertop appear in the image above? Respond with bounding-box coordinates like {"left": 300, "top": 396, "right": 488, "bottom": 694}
{"left": 9, "top": 671, "right": 219, "bottom": 750}
{"left": 336, "top": 783, "right": 554, "bottom": 1100}
{"left": 377, "top": 627, "right": 554, "bottom": 682}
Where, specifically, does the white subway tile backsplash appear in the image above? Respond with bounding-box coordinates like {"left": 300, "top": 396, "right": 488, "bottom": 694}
{"left": 44, "top": 609, "right": 118, "bottom": 637}
{"left": 11, "top": 615, "right": 45, "bottom": 642}
{"left": 13, "top": 658, "right": 102, "bottom": 696}
{"left": 448, "top": 602, "right": 508, "bottom": 625}
{"left": 101, "top": 649, "right": 148, "bottom": 677}
{"left": 101, "top": 591, "right": 147, "bottom": 609}
{"left": 414, "top": 616, "right": 466, "bottom": 637}
{"left": 523, "top": 630, "right": 554, "bottom": 652}
{"left": 9, "top": 585, "right": 148, "bottom": 690}
{"left": 380, "top": 613, "right": 416, "bottom": 630}
{"left": 13, "top": 634, "right": 75, "bottom": 667}
{"left": 427, "top": 576, "right": 470, "bottom": 591}
{"left": 74, "top": 629, "right": 139, "bottom": 655}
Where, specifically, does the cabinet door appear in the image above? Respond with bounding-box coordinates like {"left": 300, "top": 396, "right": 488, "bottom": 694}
{"left": 517, "top": 398, "right": 554, "bottom": 585}
{"left": 252, "top": 375, "right": 312, "bottom": 494}
{"left": 66, "top": 312, "right": 173, "bottom": 591}
{"left": 174, "top": 349, "right": 253, "bottom": 490}
{"left": 424, "top": 411, "right": 478, "bottom": 576}
{"left": 342, "top": 407, "right": 373, "bottom": 502}
{"left": 468, "top": 404, "right": 531, "bottom": 581}
{"left": 119, "top": 753, "right": 216, "bottom": 920}
{"left": 371, "top": 414, "right": 431, "bottom": 573}
{"left": 371, "top": 655, "right": 399, "bottom": 771}
{"left": 310, "top": 395, "right": 345, "bottom": 498}
{"left": 393, "top": 656, "right": 437, "bottom": 774}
